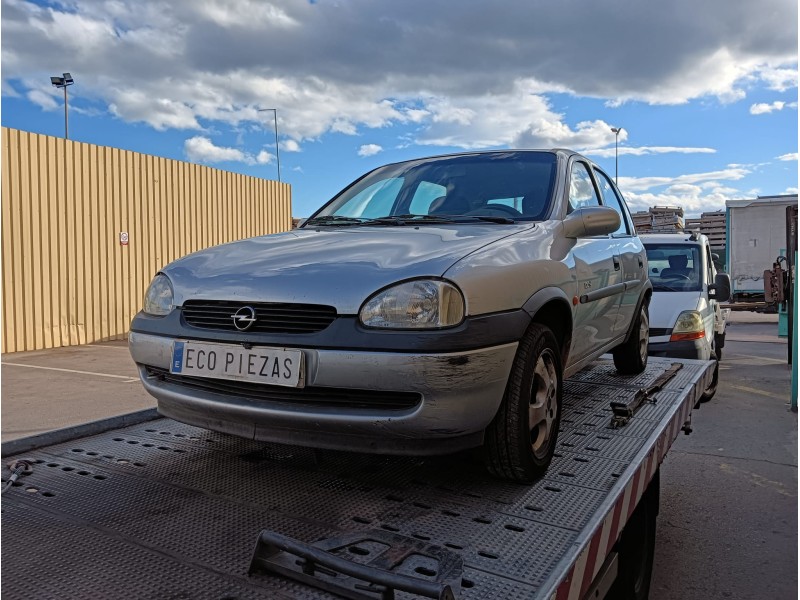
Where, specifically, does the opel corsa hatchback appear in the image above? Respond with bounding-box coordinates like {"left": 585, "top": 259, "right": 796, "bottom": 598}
{"left": 129, "top": 150, "right": 652, "bottom": 481}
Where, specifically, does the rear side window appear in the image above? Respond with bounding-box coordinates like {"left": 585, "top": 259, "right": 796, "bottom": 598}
{"left": 594, "top": 168, "right": 631, "bottom": 236}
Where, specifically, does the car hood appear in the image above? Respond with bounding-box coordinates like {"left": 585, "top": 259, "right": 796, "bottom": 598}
{"left": 649, "top": 290, "right": 702, "bottom": 334}
{"left": 163, "top": 224, "right": 534, "bottom": 313}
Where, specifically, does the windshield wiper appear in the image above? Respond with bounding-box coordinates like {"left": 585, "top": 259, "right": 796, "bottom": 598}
{"left": 304, "top": 215, "right": 376, "bottom": 226}
{"left": 653, "top": 284, "right": 682, "bottom": 292}
{"left": 451, "top": 215, "right": 516, "bottom": 224}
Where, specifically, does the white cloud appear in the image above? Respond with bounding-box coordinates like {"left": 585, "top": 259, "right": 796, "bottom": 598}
{"left": 110, "top": 91, "right": 200, "bottom": 130}
{"left": 184, "top": 135, "right": 267, "bottom": 165}
{"left": 759, "top": 67, "right": 799, "bottom": 92}
{"left": 617, "top": 167, "right": 753, "bottom": 215}
{"left": 256, "top": 149, "right": 274, "bottom": 164}
{"left": 619, "top": 166, "right": 751, "bottom": 193}
{"left": 2, "top": 0, "right": 796, "bottom": 147}
{"left": 358, "top": 144, "right": 383, "bottom": 157}
{"left": 777, "top": 153, "right": 798, "bottom": 161}
{"left": 280, "top": 139, "right": 301, "bottom": 152}
{"left": 749, "top": 101, "right": 795, "bottom": 115}
{"left": 585, "top": 146, "right": 717, "bottom": 159}
{"left": 26, "top": 89, "right": 59, "bottom": 111}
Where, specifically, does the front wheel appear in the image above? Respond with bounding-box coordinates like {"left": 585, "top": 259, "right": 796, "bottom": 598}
{"left": 613, "top": 303, "right": 650, "bottom": 374}
{"left": 699, "top": 355, "right": 719, "bottom": 402}
{"left": 484, "top": 323, "right": 563, "bottom": 483}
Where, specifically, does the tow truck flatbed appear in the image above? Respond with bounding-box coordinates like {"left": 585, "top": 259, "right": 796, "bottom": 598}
{"left": 1, "top": 357, "right": 712, "bottom": 600}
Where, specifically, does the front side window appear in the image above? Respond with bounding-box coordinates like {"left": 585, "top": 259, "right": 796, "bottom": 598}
{"left": 594, "top": 168, "right": 631, "bottom": 236}
{"left": 568, "top": 162, "right": 601, "bottom": 212}
{"left": 309, "top": 151, "right": 557, "bottom": 223}
{"left": 644, "top": 244, "right": 702, "bottom": 291}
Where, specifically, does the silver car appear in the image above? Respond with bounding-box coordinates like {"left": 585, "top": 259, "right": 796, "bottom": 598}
{"left": 129, "top": 149, "right": 651, "bottom": 481}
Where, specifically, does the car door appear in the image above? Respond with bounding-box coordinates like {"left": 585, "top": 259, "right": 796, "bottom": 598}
{"left": 592, "top": 167, "right": 646, "bottom": 338}
{"left": 566, "top": 160, "right": 622, "bottom": 361}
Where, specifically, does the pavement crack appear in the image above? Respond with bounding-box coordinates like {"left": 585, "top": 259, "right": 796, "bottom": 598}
{"left": 674, "top": 450, "right": 798, "bottom": 468}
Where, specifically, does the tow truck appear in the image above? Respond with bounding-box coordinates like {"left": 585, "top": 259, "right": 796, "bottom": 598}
{"left": 2, "top": 356, "right": 713, "bottom": 600}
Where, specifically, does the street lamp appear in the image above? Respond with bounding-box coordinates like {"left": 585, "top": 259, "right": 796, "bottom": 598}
{"left": 50, "top": 73, "right": 75, "bottom": 139}
{"left": 610, "top": 126, "right": 624, "bottom": 185}
{"left": 258, "top": 108, "right": 281, "bottom": 183}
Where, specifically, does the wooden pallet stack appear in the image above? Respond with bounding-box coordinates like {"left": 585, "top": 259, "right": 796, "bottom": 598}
{"left": 632, "top": 210, "right": 653, "bottom": 232}
{"left": 649, "top": 206, "right": 685, "bottom": 230}
{"left": 699, "top": 210, "right": 726, "bottom": 249}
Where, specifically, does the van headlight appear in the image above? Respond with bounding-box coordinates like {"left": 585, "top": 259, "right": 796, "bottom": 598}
{"left": 359, "top": 279, "right": 465, "bottom": 329}
{"left": 670, "top": 310, "right": 705, "bottom": 341}
{"left": 143, "top": 274, "right": 174, "bottom": 316}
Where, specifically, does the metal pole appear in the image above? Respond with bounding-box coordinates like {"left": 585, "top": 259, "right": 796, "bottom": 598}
{"left": 615, "top": 132, "right": 618, "bottom": 184}
{"left": 272, "top": 110, "right": 281, "bottom": 183}
{"left": 64, "top": 85, "right": 69, "bottom": 140}
{"left": 258, "top": 108, "right": 281, "bottom": 182}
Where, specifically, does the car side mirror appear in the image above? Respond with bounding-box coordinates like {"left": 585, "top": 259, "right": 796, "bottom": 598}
{"left": 708, "top": 272, "right": 731, "bottom": 302}
{"left": 563, "top": 206, "right": 621, "bottom": 238}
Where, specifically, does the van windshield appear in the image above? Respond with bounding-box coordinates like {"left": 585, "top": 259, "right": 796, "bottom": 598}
{"left": 644, "top": 244, "right": 702, "bottom": 292}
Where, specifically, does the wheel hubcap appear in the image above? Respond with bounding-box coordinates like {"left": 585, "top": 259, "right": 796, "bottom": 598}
{"left": 638, "top": 309, "right": 649, "bottom": 363}
{"left": 529, "top": 349, "right": 559, "bottom": 459}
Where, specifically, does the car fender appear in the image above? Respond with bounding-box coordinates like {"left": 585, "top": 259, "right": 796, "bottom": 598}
{"left": 521, "top": 287, "right": 574, "bottom": 364}
{"left": 622, "top": 279, "right": 653, "bottom": 343}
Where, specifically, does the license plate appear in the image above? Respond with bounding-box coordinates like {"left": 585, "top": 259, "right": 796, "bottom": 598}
{"left": 170, "top": 341, "right": 304, "bottom": 388}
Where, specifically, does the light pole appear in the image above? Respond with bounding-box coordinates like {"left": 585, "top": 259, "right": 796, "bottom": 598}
{"left": 610, "top": 126, "right": 623, "bottom": 185}
{"left": 50, "top": 73, "right": 75, "bottom": 139}
{"left": 258, "top": 108, "right": 281, "bottom": 183}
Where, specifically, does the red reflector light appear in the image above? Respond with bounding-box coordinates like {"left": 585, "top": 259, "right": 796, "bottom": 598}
{"left": 670, "top": 331, "right": 705, "bottom": 342}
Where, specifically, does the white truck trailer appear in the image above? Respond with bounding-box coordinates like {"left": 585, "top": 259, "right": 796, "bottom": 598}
{"left": 1, "top": 357, "right": 713, "bottom": 600}
{"left": 726, "top": 194, "right": 798, "bottom": 303}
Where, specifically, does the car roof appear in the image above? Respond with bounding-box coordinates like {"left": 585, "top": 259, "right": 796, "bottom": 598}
{"left": 365, "top": 148, "right": 582, "bottom": 170}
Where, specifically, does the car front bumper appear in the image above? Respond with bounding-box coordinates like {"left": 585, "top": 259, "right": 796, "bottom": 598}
{"left": 129, "top": 331, "right": 518, "bottom": 455}
{"left": 647, "top": 337, "right": 711, "bottom": 360}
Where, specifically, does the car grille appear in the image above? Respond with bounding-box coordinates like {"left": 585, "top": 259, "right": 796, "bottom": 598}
{"left": 650, "top": 328, "right": 672, "bottom": 337}
{"left": 182, "top": 300, "right": 337, "bottom": 334}
{"left": 146, "top": 367, "right": 421, "bottom": 411}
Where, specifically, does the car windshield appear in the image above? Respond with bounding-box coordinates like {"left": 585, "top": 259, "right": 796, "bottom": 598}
{"left": 306, "top": 151, "right": 557, "bottom": 225}
{"left": 645, "top": 243, "right": 702, "bottom": 291}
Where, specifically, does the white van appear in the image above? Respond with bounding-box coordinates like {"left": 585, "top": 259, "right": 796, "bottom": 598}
{"left": 641, "top": 231, "right": 731, "bottom": 400}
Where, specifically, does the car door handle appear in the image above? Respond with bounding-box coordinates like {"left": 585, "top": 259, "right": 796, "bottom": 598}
{"left": 613, "top": 256, "right": 620, "bottom": 271}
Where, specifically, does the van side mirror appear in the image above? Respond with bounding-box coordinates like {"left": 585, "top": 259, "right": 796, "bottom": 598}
{"left": 709, "top": 272, "right": 731, "bottom": 302}
{"left": 563, "top": 206, "right": 621, "bottom": 238}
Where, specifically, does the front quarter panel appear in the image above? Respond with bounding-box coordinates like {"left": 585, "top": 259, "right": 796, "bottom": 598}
{"left": 443, "top": 221, "right": 576, "bottom": 316}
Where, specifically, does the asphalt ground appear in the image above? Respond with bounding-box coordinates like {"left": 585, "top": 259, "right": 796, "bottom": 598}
{"left": 1, "top": 312, "right": 796, "bottom": 598}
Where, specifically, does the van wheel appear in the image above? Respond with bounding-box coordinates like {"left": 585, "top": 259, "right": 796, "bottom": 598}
{"left": 700, "top": 356, "right": 719, "bottom": 402}
{"left": 485, "top": 323, "right": 563, "bottom": 483}
{"left": 613, "top": 304, "right": 649, "bottom": 375}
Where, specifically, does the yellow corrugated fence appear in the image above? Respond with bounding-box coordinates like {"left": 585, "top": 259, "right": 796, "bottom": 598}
{"left": 1, "top": 127, "right": 292, "bottom": 353}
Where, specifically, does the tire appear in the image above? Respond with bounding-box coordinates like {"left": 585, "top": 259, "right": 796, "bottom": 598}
{"left": 609, "top": 470, "right": 659, "bottom": 600}
{"left": 613, "top": 303, "right": 650, "bottom": 375}
{"left": 714, "top": 333, "right": 724, "bottom": 361}
{"left": 484, "top": 323, "right": 563, "bottom": 483}
{"left": 700, "top": 356, "right": 719, "bottom": 402}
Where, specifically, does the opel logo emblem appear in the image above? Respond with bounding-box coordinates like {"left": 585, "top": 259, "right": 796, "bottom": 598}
{"left": 232, "top": 306, "right": 257, "bottom": 331}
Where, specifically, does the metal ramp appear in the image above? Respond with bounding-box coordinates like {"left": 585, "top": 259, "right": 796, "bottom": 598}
{"left": 1, "top": 358, "right": 712, "bottom": 599}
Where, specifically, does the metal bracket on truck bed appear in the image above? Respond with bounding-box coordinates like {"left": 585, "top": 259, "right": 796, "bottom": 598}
{"left": 609, "top": 363, "right": 684, "bottom": 428}
{"left": 249, "top": 529, "right": 462, "bottom": 600}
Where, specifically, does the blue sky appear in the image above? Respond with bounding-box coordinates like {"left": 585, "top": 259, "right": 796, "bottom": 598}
{"left": 2, "top": 0, "right": 797, "bottom": 217}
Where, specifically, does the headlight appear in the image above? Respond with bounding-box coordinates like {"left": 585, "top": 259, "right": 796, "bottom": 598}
{"left": 670, "top": 310, "right": 705, "bottom": 341}
{"left": 143, "top": 274, "right": 174, "bottom": 316}
{"left": 359, "top": 279, "right": 465, "bottom": 329}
